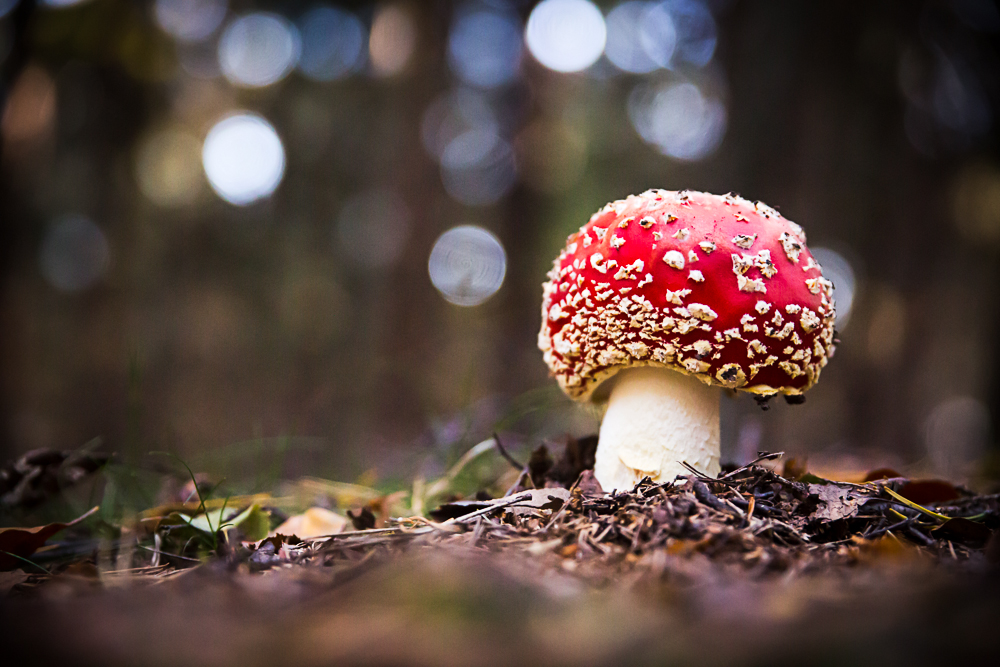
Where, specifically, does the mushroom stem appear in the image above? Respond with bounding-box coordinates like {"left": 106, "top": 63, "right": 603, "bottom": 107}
{"left": 594, "top": 367, "right": 721, "bottom": 491}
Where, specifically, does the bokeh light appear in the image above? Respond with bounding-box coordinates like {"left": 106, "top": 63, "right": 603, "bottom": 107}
{"left": 604, "top": 2, "right": 664, "bottom": 74}
{"left": 930, "top": 53, "right": 991, "bottom": 137}
{"left": 952, "top": 161, "right": 1000, "bottom": 245}
{"left": 440, "top": 128, "right": 517, "bottom": 206}
{"left": 39, "top": 215, "right": 110, "bottom": 293}
{"left": 525, "top": 0, "right": 606, "bottom": 73}
{"left": 448, "top": 7, "right": 522, "bottom": 88}
{"left": 649, "top": 0, "right": 717, "bottom": 68}
{"left": 606, "top": 1, "right": 717, "bottom": 74}
{"left": 135, "top": 127, "right": 204, "bottom": 207}
{"left": 810, "top": 247, "right": 856, "bottom": 329}
{"left": 336, "top": 189, "right": 412, "bottom": 270}
{"left": 0, "top": 0, "right": 20, "bottom": 20}
{"left": 154, "top": 0, "right": 228, "bottom": 43}
{"left": 428, "top": 225, "right": 507, "bottom": 306}
{"left": 627, "top": 80, "right": 726, "bottom": 160}
{"left": 218, "top": 13, "right": 300, "bottom": 88}
{"left": 296, "top": 5, "right": 366, "bottom": 82}
{"left": 421, "top": 88, "right": 499, "bottom": 161}
{"left": 202, "top": 113, "right": 286, "bottom": 206}
{"left": 1, "top": 65, "right": 56, "bottom": 144}
{"left": 638, "top": 2, "right": 679, "bottom": 69}
{"left": 369, "top": 3, "right": 417, "bottom": 77}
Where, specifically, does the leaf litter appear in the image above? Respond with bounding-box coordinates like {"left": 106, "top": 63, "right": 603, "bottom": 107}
{"left": 2, "top": 437, "right": 1000, "bottom": 665}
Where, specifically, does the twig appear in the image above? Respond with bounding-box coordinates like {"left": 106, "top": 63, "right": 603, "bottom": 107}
{"left": 862, "top": 516, "right": 917, "bottom": 540}
{"left": 492, "top": 432, "right": 524, "bottom": 471}
{"left": 309, "top": 527, "right": 414, "bottom": 547}
{"left": 136, "top": 544, "right": 202, "bottom": 564}
{"left": 692, "top": 479, "right": 730, "bottom": 513}
{"left": 717, "top": 452, "right": 785, "bottom": 481}
{"left": 680, "top": 461, "right": 715, "bottom": 481}
{"left": 445, "top": 492, "right": 534, "bottom": 525}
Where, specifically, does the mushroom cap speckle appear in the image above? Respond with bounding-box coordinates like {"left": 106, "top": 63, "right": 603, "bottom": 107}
{"left": 538, "top": 189, "right": 836, "bottom": 401}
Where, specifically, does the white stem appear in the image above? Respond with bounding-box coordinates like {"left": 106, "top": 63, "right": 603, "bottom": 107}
{"left": 593, "top": 367, "right": 720, "bottom": 492}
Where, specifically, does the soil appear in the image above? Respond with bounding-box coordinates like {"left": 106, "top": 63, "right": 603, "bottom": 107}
{"left": 2, "top": 440, "right": 999, "bottom": 666}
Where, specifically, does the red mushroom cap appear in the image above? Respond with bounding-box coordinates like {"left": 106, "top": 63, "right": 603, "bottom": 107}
{"left": 538, "top": 189, "right": 836, "bottom": 401}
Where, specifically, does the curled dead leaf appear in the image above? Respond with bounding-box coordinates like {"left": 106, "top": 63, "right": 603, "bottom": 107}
{"left": 0, "top": 506, "right": 98, "bottom": 570}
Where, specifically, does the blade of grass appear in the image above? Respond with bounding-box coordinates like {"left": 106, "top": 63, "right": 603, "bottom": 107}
{"left": 883, "top": 486, "right": 951, "bottom": 522}
{"left": 1, "top": 551, "right": 51, "bottom": 575}
{"left": 150, "top": 451, "right": 217, "bottom": 550}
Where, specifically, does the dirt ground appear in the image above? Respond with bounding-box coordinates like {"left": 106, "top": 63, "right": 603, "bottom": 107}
{"left": 2, "top": 442, "right": 1000, "bottom": 666}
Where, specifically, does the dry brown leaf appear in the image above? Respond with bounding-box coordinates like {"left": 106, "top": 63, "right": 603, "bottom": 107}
{"left": 273, "top": 507, "right": 349, "bottom": 539}
{"left": 807, "top": 483, "right": 869, "bottom": 522}
{"left": 898, "top": 480, "right": 964, "bottom": 505}
{"left": 0, "top": 506, "right": 98, "bottom": 570}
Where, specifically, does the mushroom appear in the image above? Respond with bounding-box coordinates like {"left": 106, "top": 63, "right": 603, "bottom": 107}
{"left": 538, "top": 190, "right": 837, "bottom": 491}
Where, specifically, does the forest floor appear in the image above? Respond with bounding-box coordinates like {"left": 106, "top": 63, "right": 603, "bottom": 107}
{"left": 2, "top": 437, "right": 999, "bottom": 666}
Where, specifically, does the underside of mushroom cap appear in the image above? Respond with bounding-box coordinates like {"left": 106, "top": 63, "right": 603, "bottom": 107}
{"left": 538, "top": 189, "right": 837, "bottom": 402}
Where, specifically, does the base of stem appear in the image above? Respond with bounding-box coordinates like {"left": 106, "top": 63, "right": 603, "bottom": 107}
{"left": 593, "top": 368, "right": 721, "bottom": 492}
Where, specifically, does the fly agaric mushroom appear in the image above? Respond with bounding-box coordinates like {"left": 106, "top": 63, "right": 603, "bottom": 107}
{"left": 538, "top": 189, "right": 836, "bottom": 491}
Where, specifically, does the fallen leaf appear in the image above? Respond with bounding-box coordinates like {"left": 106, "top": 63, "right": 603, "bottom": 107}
{"left": 139, "top": 493, "right": 289, "bottom": 520}
{"left": 576, "top": 470, "right": 603, "bottom": 496}
{"left": 0, "top": 506, "right": 98, "bottom": 570}
{"left": 932, "top": 518, "right": 992, "bottom": 548}
{"left": 430, "top": 488, "right": 571, "bottom": 522}
{"left": 0, "top": 570, "right": 29, "bottom": 593}
{"left": 233, "top": 504, "right": 271, "bottom": 541}
{"left": 897, "top": 480, "right": 963, "bottom": 505}
{"left": 179, "top": 503, "right": 271, "bottom": 541}
{"left": 273, "top": 507, "right": 348, "bottom": 539}
{"left": 806, "top": 483, "right": 869, "bottom": 522}
{"left": 506, "top": 488, "right": 571, "bottom": 516}
{"left": 522, "top": 488, "right": 571, "bottom": 507}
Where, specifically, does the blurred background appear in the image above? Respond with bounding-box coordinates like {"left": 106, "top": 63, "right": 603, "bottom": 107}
{"left": 1, "top": 0, "right": 998, "bottom": 488}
